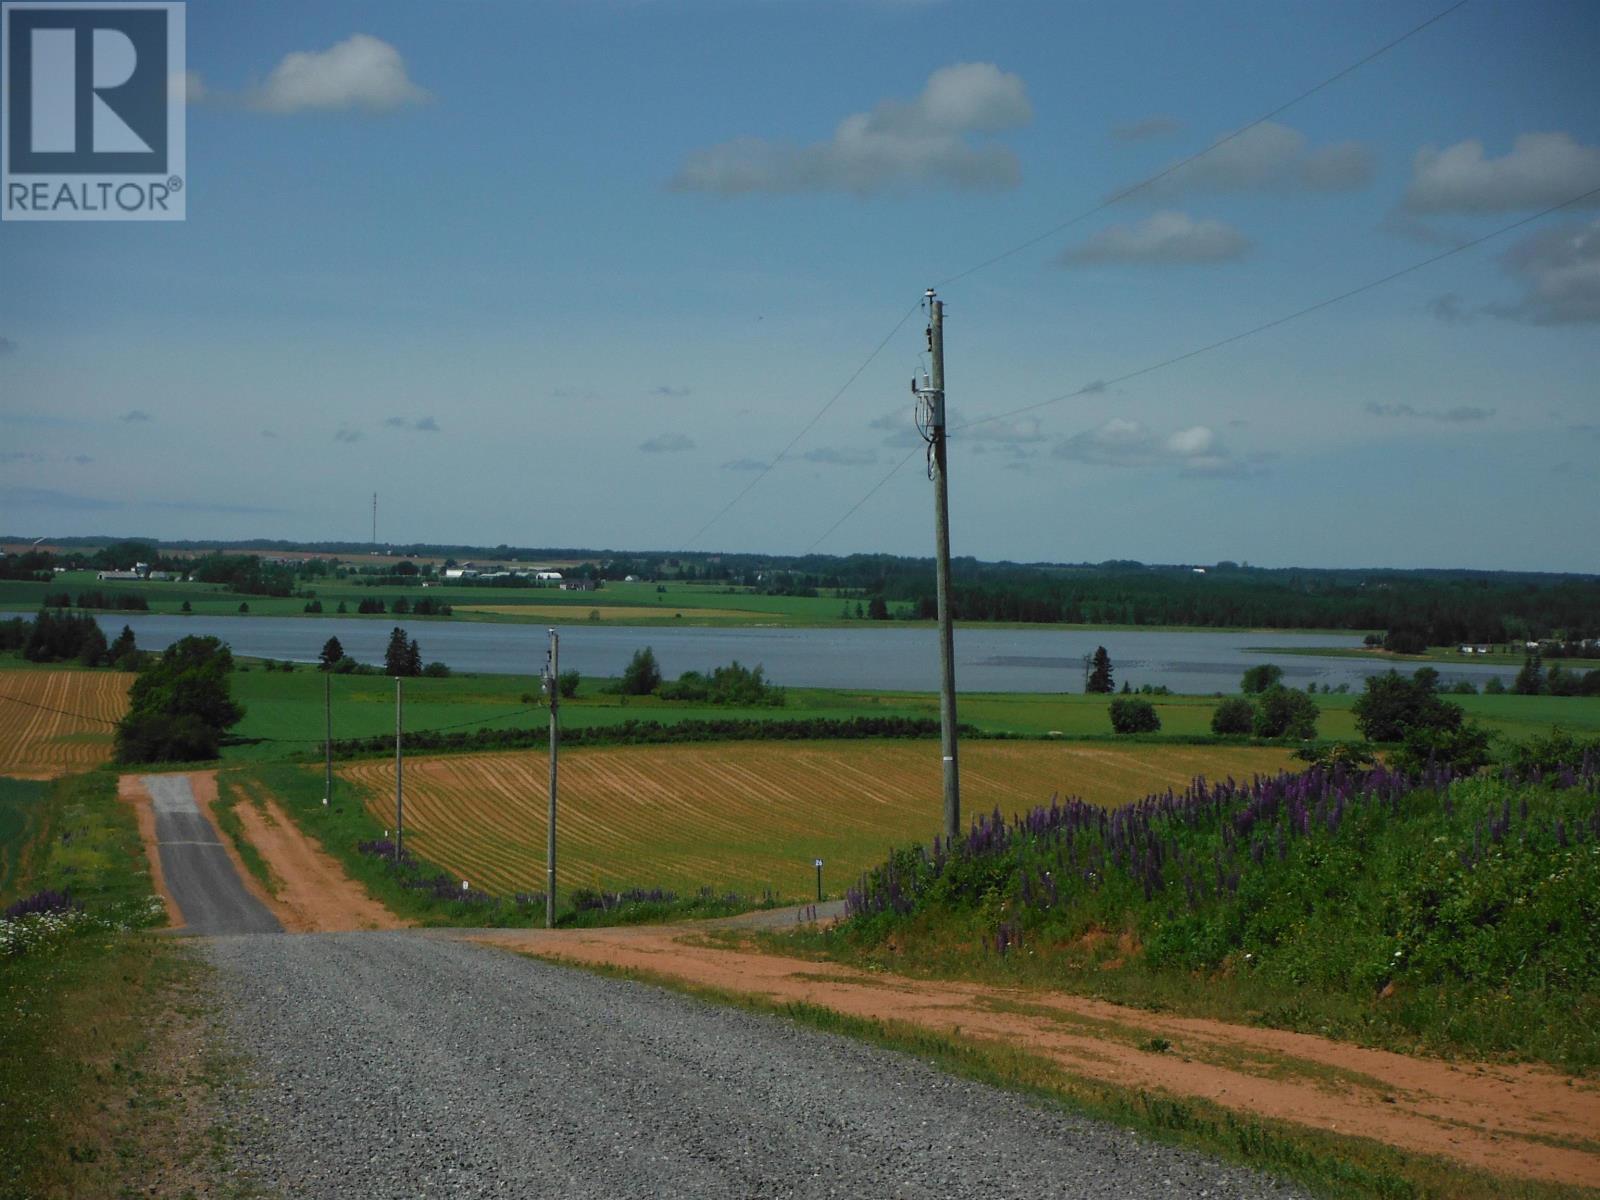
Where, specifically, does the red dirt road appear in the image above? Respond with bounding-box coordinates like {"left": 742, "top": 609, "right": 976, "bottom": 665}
{"left": 468, "top": 923, "right": 1600, "bottom": 1189}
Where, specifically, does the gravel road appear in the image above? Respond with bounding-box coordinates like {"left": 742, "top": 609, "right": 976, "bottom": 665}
{"left": 143, "top": 774, "right": 280, "bottom": 935}
{"left": 206, "top": 931, "right": 1309, "bottom": 1199}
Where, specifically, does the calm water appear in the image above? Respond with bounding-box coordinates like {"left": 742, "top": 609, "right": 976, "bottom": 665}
{"left": 19, "top": 613, "right": 1521, "bottom": 694}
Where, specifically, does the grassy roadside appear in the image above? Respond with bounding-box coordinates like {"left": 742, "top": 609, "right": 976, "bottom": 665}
{"left": 513, "top": 953, "right": 1591, "bottom": 1200}
{"left": 211, "top": 774, "right": 277, "bottom": 895}
{"left": 0, "top": 772, "right": 233, "bottom": 1198}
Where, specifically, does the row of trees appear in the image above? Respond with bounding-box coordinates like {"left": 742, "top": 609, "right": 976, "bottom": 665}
{"left": 2, "top": 610, "right": 144, "bottom": 669}
{"left": 616, "top": 647, "right": 784, "bottom": 707}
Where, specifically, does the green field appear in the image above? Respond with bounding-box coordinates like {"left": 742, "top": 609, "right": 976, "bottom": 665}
{"left": 211, "top": 664, "right": 1600, "bottom": 765}
{"left": 0, "top": 572, "right": 872, "bottom": 626}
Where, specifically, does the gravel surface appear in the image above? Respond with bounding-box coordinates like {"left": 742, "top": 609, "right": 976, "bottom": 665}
{"left": 206, "top": 931, "right": 1310, "bottom": 1199}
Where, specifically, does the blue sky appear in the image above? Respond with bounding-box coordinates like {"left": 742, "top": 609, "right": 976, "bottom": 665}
{"left": 2, "top": 0, "right": 1597, "bottom": 570}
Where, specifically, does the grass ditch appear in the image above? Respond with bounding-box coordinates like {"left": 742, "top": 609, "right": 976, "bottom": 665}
{"left": 211, "top": 774, "right": 278, "bottom": 896}
{"left": 798, "top": 762, "right": 1600, "bottom": 1072}
{"left": 0, "top": 771, "right": 234, "bottom": 1198}
{"left": 514, "top": 953, "right": 1590, "bottom": 1200}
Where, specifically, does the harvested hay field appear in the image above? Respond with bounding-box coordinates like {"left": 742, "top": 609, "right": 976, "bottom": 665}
{"left": 0, "top": 669, "right": 132, "bottom": 777}
{"left": 339, "top": 741, "right": 1296, "bottom": 901}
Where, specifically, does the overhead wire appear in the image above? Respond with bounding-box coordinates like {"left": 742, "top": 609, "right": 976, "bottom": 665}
{"left": 709, "top": 0, "right": 1474, "bottom": 553}
{"left": 810, "top": 185, "right": 1600, "bottom": 549}
{"left": 934, "top": 0, "right": 1472, "bottom": 288}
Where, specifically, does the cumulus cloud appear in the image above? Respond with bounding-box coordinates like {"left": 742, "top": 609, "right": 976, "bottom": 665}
{"left": 383, "top": 416, "right": 406, "bottom": 428}
{"left": 1061, "top": 211, "right": 1249, "bottom": 265}
{"left": 802, "top": 446, "right": 878, "bottom": 466}
{"left": 1127, "top": 121, "right": 1372, "bottom": 199}
{"left": 0, "top": 335, "right": 16, "bottom": 355}
{"left": 956, "top": 415, "right": 1047, "bottom": 444}
{"left": 1112, "top": 115, "right": 1183, "bottom": 143}
{"left": 1404, "top": 133, "right": 1600, "bottom": 214}
{"left": 119, "top": 410, "right": 152, "bottom": 422}
{"left": 334, "top": 427, "right": 362, "bottom": 444}
{"left": 246, "top": 35, "right": 430, "bottom": 115}
{"left": 640, "top": 432, "right": 695, "bottom": 453}
{"left": 1485, "top": 219, "right": 1600, "bottom": 325}
{"left": 721, "top": 457, "right": 768, "bottom": 472}
{"left": 1364, "top": 402, "right": 1494, "bottom": 422}
{"left": 414, "top": 415, "right": 439, "bottom": 432}
{"left": 669, "top": 62, "right": 1030, "bottom": 195}
{"left": 1053, "top": 418, "right": 1261, "bottom": 477}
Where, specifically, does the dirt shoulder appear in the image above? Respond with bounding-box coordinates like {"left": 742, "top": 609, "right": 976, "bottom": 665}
{"left": 217, "top": 774, "right": 407, "bottom": 933}
{"left": 466, "top": 923, "right": 1600, "bottom": 1189}
{"left": 117, "top": 773, "right": 182, "bottom": 931}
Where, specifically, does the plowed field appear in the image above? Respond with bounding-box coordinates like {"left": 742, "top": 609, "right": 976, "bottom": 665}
{"left": 339, "top": 741, "right": 1295, "bottom": 900}
{"left": 0, "top": 669, "right": 132, "bottom": 776}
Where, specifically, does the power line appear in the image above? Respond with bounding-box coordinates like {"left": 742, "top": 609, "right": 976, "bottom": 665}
{"left": 934, "top": 0, "right": 1471, "bottom": 288}
{"left": 679, "top": 300, "right": 922, "bottom": 551}
{"left": 684, "top": 2, "right": 1470, "bottom": 553}
{"left": 953, "top": 185, "right": 1600, "bottom": 436}
{"left": 810, "top": 185, "right": 1600, "bottom": 549}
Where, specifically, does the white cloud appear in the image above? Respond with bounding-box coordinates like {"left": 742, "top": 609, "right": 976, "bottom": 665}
{"left": 248, "top": 35, "right": 430, "bottom": 115}
{"left": 1053, "top": 418, "right": 1261, "bottom": 477}
{"left": 669, "top": 62, "right": 1030, "bottom": 195}
{"left": 1129, "top": 121, "right": 1372, "bottom": 199}
{"left": 1405, "top": 133, "right": 1600, "bottom": 214}
{"left": 119, "top": 409, "right": 152, "bottom": 422}
{"left": 1486, "top": 218, "right": 1600, "bottom": 325}
{"left": 640, "top": 432, "right": 695, "bottom": 453}
{"left": 334, "top": 427, "right": 362, "bottom": 444}
{"left": 1062, "top": 211, "right": 1249, "bottom": 265}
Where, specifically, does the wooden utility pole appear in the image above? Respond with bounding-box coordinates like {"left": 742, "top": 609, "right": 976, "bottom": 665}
{"left": 923, "top": 288, "right": 961, "bottom": 842}
{"left": 394, "top": 677, "right": 404, "bottom": 862}
{"left": 323, "top": 672, "right": 332, "bottom": 805}
{"left": 543, "top": 628, "right": 560, "bottom": 929}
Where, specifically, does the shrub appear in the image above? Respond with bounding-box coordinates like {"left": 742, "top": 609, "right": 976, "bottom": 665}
{"left": 558, "top": 668, "right": 581, "bottom": 699}
{"left": 1211, "top": 697, "right": 1255, "bottom": 735}
{"left": 1353, "top": 668, "right": 1461, "bottom": 742}
{"left": 620, "top": 647, "right": 662, "bottom": 695}
{"left": 1239, "top": 664, "right": 1283, "bottom": 694}
{"left": 422, "top": 661, "right": 451, "bottom": 678}
{"left": 1252, "top": 686, "right": 1318, "bottom": 739}
{"left": 1109, "top": 697, "right": 1160, "bottom": 734}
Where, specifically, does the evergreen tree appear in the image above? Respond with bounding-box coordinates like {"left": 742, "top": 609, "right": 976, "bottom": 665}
{"left": 319, "top": 636, "right": 345, "bottom": 670}
{"left": 1513, "top": 653, "right": 1545, "bottom": 696}
{"left": 384, "top": 627, "right": 414, "bottom": 676}
{"left": 1085, "top": 645, "right": 1114, "bottom": 694}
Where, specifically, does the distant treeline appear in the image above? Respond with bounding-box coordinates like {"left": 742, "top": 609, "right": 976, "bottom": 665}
{"left": 319, "top": 714, "right": 957, "bottom": 759}
{"left": 9, "top": 539, "right": 1598, "bottom": 642}
{"left": 41, "top": 590, "right": 149, "bottom": 611}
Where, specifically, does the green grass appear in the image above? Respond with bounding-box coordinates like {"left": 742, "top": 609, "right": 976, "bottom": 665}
{"left": 211, "top": 775, "right": 276, "bottom": 895}
{"left": 0, "top": 773, "right": 219, "bottom": 1198}
{"left": 0, "top": 777, "right": 50, "bottom": 904}
{"left": 213, "top": 664, "right": 1600, "bottom": 765}
{"left": 532, "top": 957, "right": 1591, "bottom": 1200}
{"left": 801, "top": 771, "right": 1600, "bottom": 1072}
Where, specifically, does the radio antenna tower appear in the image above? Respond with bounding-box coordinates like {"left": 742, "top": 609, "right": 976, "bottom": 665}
{"left": 372, "top": 492, "right": 378, "bottom": 545}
